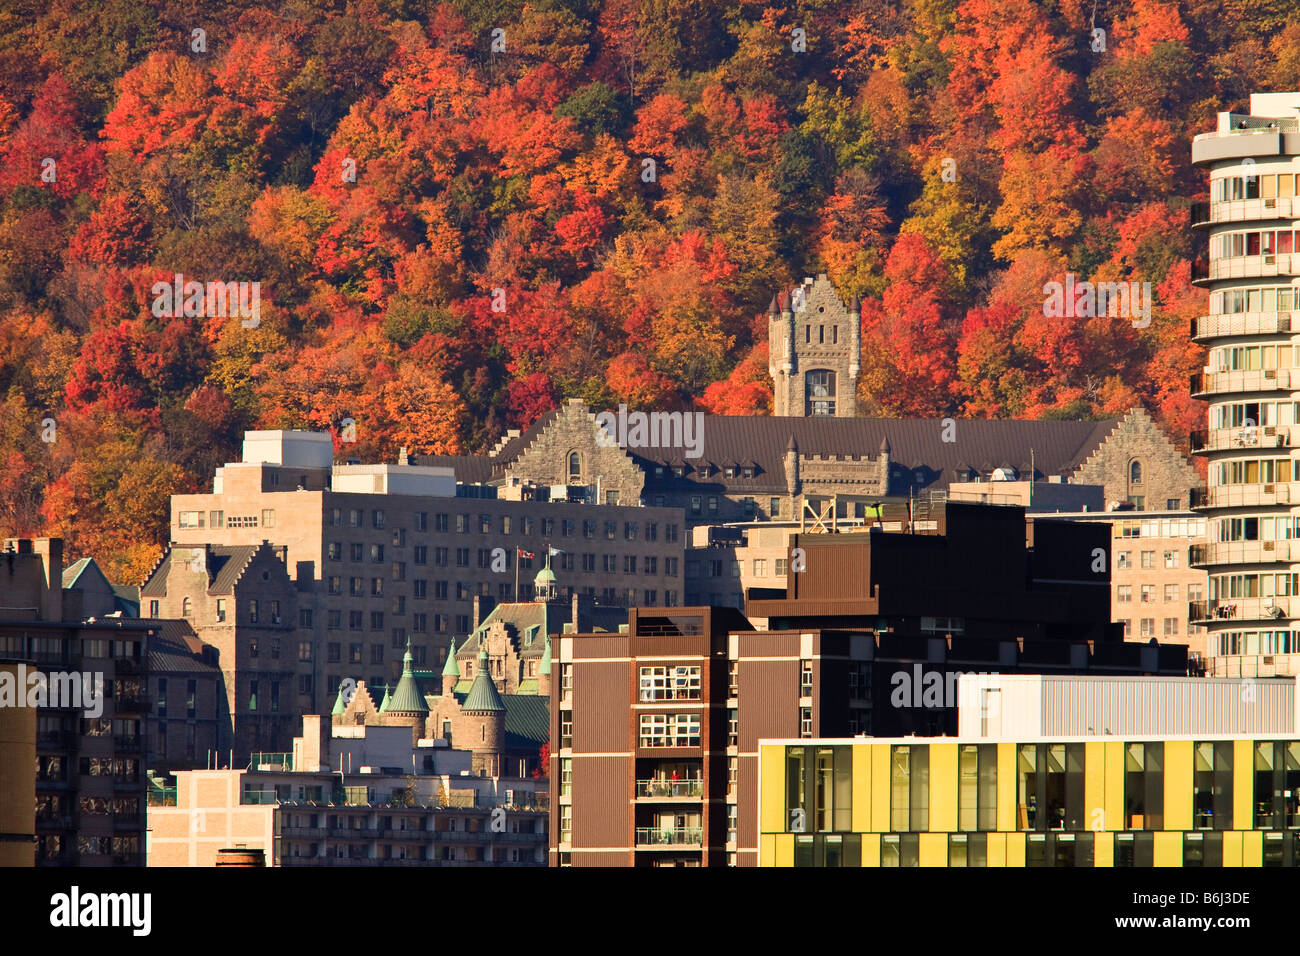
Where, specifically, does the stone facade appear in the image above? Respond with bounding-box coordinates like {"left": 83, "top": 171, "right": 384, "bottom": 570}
{"left": 502, "top": 399, "right": 645, "bottom": 505}
{"left": 768, "top": 274, "right": 861, "bottom": 417}
{"left": 1073, "top": 407, "right": 1203, "bottom": 511}
{"left": 141, "top": 542, "right": 301, "bottom": 760}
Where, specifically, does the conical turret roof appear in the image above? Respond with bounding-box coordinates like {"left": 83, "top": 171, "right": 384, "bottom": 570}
{"left": 462, "top": 648, "right": 506, "bottom": 713}
{"left": 387, "top": 639, "right": 429, "bottom": 715}
{"left": 441, "top": 637, "right": 460, "bottom": 677}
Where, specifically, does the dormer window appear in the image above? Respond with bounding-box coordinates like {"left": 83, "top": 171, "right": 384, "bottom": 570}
{"left": 674, "top": 464, "right": 688, "bottom": 478}
{"left": 742, "top": 465, "right": 756, "bottom": 479}
{"left": 724, "top": 465, "right": 737, "bottom": 479}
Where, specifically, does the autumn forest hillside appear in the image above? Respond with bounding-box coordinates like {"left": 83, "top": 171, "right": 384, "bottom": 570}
{"left": 0, "top": 0, "right": 1295, "bottom": 581}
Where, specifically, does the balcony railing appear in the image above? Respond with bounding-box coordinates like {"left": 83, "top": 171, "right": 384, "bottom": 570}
{"left": 1192, "top": 312, "right": 1292, "bottom": 340}
{"left": 1191, "top": 597, "right": 1291, "bottom": 623}
{"left": 36, "top": 731, "right": 77, "bottom": 750}
{"left": 1199, "top": 483, "right": 1294, "bottom": 508}
{"left": 1190, "top": 425, "right": 1290, "bottom": 453}
{"left": 636, "top": 778, "right": 705, "bottom": 799}
{"left": 1191, "top": 368, "right": 1292, "bottom": 397}
{"left": 250, "top": 752, "right": 293, "bottom": 771}
{"left": 1191, "top": 197, "right": 1295, "bottom": 228}
{"left": 635, "top": 827, "right": 703, "bottom": 847}
{"left": 1191, "top": 540, "right": 1293, "bottom": 566}
{"left": 1200, "top": 254, "right": 1297, "bottom": 283}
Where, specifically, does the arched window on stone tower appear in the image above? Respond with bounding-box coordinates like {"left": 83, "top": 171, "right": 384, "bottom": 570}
{"left": 568, "top": 452, "right": 581, "bottom": 480}
{"left": 1130, "top": 460, "right": 1143, "bottom": 484}
{"left": 805, "top": 369, "right": 837, "bottom": 416}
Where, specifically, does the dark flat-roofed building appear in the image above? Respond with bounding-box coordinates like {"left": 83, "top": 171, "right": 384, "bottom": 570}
{"left": 0, "top": 538, "right": 153, "bottom": 866}
{"left": 552, "top": 502, "right": 1189, "bottom": 867}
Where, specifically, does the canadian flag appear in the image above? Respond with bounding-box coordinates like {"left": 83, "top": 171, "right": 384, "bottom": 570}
{"left": 518, "top": 548, "right": 535, "bottom": 559}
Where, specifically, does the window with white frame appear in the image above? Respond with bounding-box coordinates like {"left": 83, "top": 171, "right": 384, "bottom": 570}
{"left": 638, "top": 713, "right": 701, "bottom": 748}
{"left": 638, "top": 665, "right": 701, "bottom": 701}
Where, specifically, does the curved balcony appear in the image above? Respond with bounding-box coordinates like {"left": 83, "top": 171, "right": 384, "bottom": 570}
{"left": 1190, "top": 426, "right": 1291, "bottom": 453}
{"left": 1191, "top": 368, "right": 1293, "bottom": 398}
{"left": 1191, "top": 540, "right": 1294, "bottom": 568}
{"left": 1191, "top": 197, "right": 1295, "bottom": 229}
{"left": 1192, "top": 312, "right": 1293, "bottom": 341}
{"left": 1201, "top": 483, "right": 1295, "bottom": 508}
{"left": 1190, "top": 596, "right": 1293, "bottom": 625}
{"left": 1193, "top": 254, "right": 1299, "bottom": 287}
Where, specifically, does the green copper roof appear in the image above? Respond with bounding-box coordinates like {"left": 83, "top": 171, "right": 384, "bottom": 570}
{"left": 441, "top": 638, "right": 460, "bottom": 677}
{"left": 387, "top": 640, "right": 429, "bottom": 715}
{"left": 331, "top": 683, "right": 347, "bottom": 716}
{"left": 461, "top": 649, "right": 506, "bottom": 713}
{"left": 539, "top": 633, "right": 552, "bottom": 675}
{"left": 534, "top": 551, "right": 557, "bottom": 585}
{"left": 378, "top": 683, "right": 392, "bottom": 713}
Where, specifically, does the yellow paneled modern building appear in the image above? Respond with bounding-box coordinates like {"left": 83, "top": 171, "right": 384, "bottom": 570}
{"left": 758, "top": 736, "right": 1300, "bottom": 867}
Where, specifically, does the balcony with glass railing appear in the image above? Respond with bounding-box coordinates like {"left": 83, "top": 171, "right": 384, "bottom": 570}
{"left": 249, "top": 753, "right": 294, "bottom": 771}
{"left": 634, "top": 827, "right": 704, "bottom": 847}
{"left": 636, "top": 778, "right": 705, "bottom": 799}
{"left": 1192, "top": 311, "right": 1292, "bottom": 340}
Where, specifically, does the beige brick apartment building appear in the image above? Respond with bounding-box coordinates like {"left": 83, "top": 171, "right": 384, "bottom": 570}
{"left": 156, "top": 431, "right": 684, "bottom": 758}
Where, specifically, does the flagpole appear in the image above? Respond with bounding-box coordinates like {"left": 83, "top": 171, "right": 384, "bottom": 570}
{"left": 514, "top": 549, "right": 520, "bottom": 602}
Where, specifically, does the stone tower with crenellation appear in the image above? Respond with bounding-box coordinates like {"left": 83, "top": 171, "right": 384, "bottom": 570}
{"left": 767, "top": 274, "right": 860, "bottom": 417}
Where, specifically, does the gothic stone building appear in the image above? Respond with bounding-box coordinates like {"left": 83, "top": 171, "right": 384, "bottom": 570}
{"left": 420, "top": 405, "right": 1201, "bottom": 532}
{"left": 418, "top": 275, "right": 1200, "bottom": 524}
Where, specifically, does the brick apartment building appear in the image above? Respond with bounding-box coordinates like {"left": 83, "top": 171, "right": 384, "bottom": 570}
{"left": 0, "top": 538, "right": 153, "bottom": 866}
{"left": 550, "top": 502, "right": 1190, "bottom": 867}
